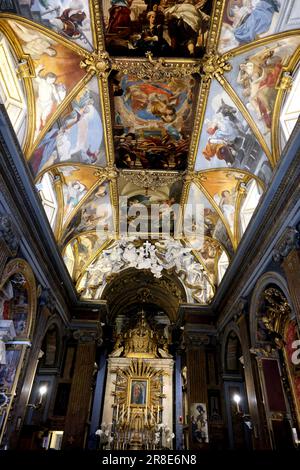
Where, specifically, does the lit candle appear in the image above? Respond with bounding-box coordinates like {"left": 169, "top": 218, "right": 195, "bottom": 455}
{"left": 157, "top": 406, "right": 160, "bottom": 423}
{"left": 233, "top": 394, "right": 241, "bottom": 413}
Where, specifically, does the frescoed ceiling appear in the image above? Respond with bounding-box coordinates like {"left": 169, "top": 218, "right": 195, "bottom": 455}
{"left": 0, "top": 0, "right": 300, "bottom": 305}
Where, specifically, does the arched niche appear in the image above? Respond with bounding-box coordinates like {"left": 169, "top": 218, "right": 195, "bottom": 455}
{"left": 249, "top": 271, "right": 300, "bottom": 447}
{"left": 102, "top": 267, "right": 187, "bottom": 323}
{"left": 39, "top": 320, "right": 62, "bottom": 369}
{"left": 220, "top": 323, "right": 250, "bottom": 450}
{"left": 23, "top": 314, "right": 65, "bottom": 437}
{"left": 249, "top": 271, "right": 291, "bottom": 348}
{"left": 0, "top": 258, "right": 36, "bottom": 444}
{"left": 224, "top": 330, "right": 243, "bottom": 376}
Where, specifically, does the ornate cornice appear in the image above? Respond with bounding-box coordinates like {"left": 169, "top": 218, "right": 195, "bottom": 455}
{"left": 121, "top": 170, "right": 184, "bottom": 190}
{"left": 112, "top": 53, "right": 201, "bottom": 80}
{"left": 273, "top": 227, "right": 300, "bottom": 263}
{"left": 73, "top": 326, "right": 103, "bottom": 345}
{"left": 184, "top": 331, "right": 211, "bottom": 348}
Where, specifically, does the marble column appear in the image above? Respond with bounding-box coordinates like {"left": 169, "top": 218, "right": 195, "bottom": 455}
{"left": 62, "top": 327, "right": 101, "bottom": 449}
{"left": 273, "top": 227, "right": 300, "bottom": 325}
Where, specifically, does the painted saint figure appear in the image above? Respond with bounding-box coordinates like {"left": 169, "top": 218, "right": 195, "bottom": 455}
{"left": 131, "top": 381, "right": 146, "bottom": 405}
{"left": 233, "top": 0, "right": 281, "bottom": 44}
{"left": 34, "top": 64, "right": 66, "bottom": 134}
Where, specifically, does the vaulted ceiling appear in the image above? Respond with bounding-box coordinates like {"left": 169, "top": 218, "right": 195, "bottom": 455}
{"left": 0, "top": 0, "right": 299, "bottom": 305}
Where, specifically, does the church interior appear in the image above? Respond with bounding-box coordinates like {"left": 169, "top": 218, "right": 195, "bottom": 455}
{"left": 0, "top": 0, "right": 300, "bottom": 452}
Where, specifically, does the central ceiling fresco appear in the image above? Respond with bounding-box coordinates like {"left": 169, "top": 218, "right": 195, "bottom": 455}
{"left": 0, "top": 0, "right": 299, "bottom": 304}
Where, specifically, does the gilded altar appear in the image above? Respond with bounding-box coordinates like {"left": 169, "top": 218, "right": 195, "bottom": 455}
{"left": 102, "top": 313, "right": 174, "bottom": 450}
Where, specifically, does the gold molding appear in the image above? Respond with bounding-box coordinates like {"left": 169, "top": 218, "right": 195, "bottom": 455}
{"left": 93, "top": 0, "right": 106, "bottom": 52}
{"left": 110, "top": 176, "right": 119, "bottom": 236}
{"left": 207, "top": 0, "right": 225, "bottom": 53}
{"left": 188, "top": 80, "right": 211, "bottom": 170}
{"left": 52, "top": 168, "right": 64, "bottom": 240}
{"left": 89, "top": 0, "right": 99, "bottom": 50}
{"left": 98, "top": 77, "right": 115, "bottom": 166}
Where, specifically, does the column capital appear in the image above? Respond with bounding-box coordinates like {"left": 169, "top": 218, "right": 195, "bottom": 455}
{"left": 273, "top": 227, "right": 300, "bottom": 263}
{"left": 73, "top": 325, "right": 103, "bottom": 345}
{"left": 184, "top": 331, "right": 211, "bottom": 348}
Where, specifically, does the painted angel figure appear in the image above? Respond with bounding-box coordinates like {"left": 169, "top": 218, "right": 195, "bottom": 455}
{"left": 49, "top": 1, "right": 89, "bottom": 39}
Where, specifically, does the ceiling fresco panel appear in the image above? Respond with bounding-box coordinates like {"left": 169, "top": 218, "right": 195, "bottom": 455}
{"left": 187, "top": 236, "right": 228, "bottom": 284}
{"left": 218, "top": 0, "right": 300, "bottom": 53}
{"left": 63, "top": 232, "right": 110, "bottom": 280}
{"left": 111, "top": 71, "right": 198, "bottom": 171}
{"left": 60, "top": 181, "right": 114, "bottom": 245}
{"left": 7, "top": 19, "right": 86, "bottom": 142}
{"left": 36, "top": 164, "right": 103, "bottom": 225}
{"left": 186, "top": 182, "right": 234, "bottom": 256}
{"left": 101, "top": 0, "right": 212, "bottom": 58}
{"left": 224, "top": 36, "right": 300, "bottom": 148}
{"left": 199, "top": 169, "right": 247, "bottom": 235}
{"left": 194, "top": 80, "right": 272, "bottom": 187}
{"left": 29, "top": 76, "right": 107, "bottom": 176}
{"left": 15, "top": 0, "right": 95, "bottom": 51}
{"left": 118, "top": 175, "right": 183, "bottom": 236}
